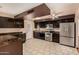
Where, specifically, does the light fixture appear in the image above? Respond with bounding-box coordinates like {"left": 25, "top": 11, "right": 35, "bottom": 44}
{"left": 51, "top": 12, "right": 59, "bottom": 19}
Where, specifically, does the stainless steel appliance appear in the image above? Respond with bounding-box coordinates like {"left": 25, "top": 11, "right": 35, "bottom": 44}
{"left": 45, "top": 24, "right": 53, "bottom": 42}
{"left": 46, "top": 24, "right": 53, "bottom": 31}
{"left": 45, "top": 32, "right": 52, "bottom": 42}
{"left": 60, "top": 22, "right": 75, "bottom": 47}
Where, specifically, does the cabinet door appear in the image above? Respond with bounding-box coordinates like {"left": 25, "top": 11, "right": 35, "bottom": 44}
{"left": 33, "top": 31, "right": 45, "bottom": 40}
{"left": 14, "top": 18, "right": 24, "bottom": 28}
{"left": 0, "top": 17, "right": 15, "bottom": 28}
{"left": 39, "top": 32, "right": 45, "bottom": 40}
{"left": 52, "top": 32, "right": 59, "bottom": 43}
{"left": 33, "top": 31, "right": 39, "bottom": 38}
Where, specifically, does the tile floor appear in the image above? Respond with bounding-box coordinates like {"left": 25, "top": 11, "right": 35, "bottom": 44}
{"left": 23, "top": 38, "right": 79, "bottom": 55}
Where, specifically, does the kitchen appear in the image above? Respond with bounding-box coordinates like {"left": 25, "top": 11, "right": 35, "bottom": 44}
{"left": 33, "top": 14, "right": 75, "bottom": 47}
{"left": 0, "top": 3, "right": 79, "bottom": 55}
{"left": 23, "top": 3, "right": 79, "bottom": 54}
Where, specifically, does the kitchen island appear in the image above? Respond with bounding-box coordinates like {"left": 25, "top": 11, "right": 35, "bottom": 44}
{"left": 0, "top": 32, "right": 26, "bottom": 55}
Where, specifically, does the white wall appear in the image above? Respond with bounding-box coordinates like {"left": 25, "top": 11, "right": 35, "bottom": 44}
{"left": 0, "top": 12, "right": 14, "bottom": 18}
{"left": 46, "top": 3, "right": 77, "bottom": 16}
{"left": 75, "top": 8, "right": 79, "bottom": 48}
{"left": 24, "top": 13, "right": 34, "bottom": 40}
{"left": 50, "top": 8, "right": 75, "bottom": 17}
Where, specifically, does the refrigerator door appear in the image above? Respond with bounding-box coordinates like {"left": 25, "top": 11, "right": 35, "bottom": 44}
{"left": 60, "top": 23, "right": 74, "bottom": 37}
{"left": 60, "top": 37, "right": 74, "bottom": 47}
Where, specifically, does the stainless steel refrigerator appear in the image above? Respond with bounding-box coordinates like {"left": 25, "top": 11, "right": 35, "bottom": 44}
{"left": 60, "top": 22, "right": 75, "bottom": 47}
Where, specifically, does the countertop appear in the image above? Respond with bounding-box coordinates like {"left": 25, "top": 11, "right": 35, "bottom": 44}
{"left": 33, "top": 28, "right": 60, "bottom": 32}
{"left": 0, "top": 32, "right": 26, "bottom": 43}
{"left": 0, "top": 35, "right": 18, "bottom": 43}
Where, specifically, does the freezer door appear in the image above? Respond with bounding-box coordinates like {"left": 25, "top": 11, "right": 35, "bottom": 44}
{"left": 60, "top": 37, "right": 74, "bottom": 47}
{"left": 60, "top": 23, "right": 74, "bottom": 37}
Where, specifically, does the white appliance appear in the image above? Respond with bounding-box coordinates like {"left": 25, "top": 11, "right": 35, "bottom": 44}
{"left": 45, "top": 32, "right": 52, "bottom": 42}
{"left": 60, "top": 22, "right": 75, "bottom": 47}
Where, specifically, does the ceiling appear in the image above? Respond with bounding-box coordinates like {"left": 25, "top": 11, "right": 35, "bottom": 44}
{"left": 0, "top": 3, "right": 79, "bottom": 16}
{"left": 46, "top": 3, "right": 79, "bottom": 13}
{"left": 0, "top": 3, "right": 41, "bottom": 16}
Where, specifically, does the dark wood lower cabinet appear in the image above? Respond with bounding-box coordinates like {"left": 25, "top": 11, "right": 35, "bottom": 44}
{"left": 33, "top": 31, "right": 45, "bottom": 40}
{"left": 0, "top": 40, "right": 23, "bottom": 55}
{"left": 52, "top": 32, "right": 59, "bottom": 43}
{"left": 33, "top": 31, "right": 59, "bottom": 43}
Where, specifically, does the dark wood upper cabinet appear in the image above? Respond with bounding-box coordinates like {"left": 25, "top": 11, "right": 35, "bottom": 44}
{"left": 0, "top": 17, "right": 15, "bottom": 28}
{"left": 34, "top": 4, "right": 50, "bottom": 17}
{"left": 14, "top": 18, "right": 24, "bottom": 28}
{"left": 0, "top": 17, "right": 24, "bottom": 28}
{"left": 34, "top": 14, "right": 75, "bottom": 29}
